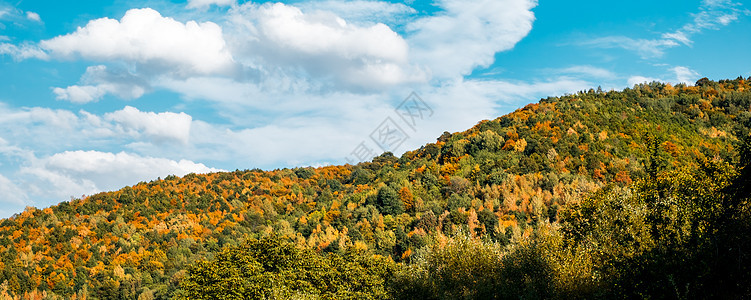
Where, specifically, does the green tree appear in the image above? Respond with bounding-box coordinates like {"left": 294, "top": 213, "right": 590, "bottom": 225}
{"left": 176, "top": 235, "right": 395, "bottom": 300}
{"left": 377, "top": 186, "right": 403, "bottom": 216}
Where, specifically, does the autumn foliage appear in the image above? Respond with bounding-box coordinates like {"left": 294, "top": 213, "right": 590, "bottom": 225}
{"left": 1, "top": 78, "right": 750, "bottom": 298}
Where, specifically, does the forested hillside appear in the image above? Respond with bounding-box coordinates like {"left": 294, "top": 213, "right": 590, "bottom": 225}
{"left": 1, "top": 78, "right": 750, "bottom": 299}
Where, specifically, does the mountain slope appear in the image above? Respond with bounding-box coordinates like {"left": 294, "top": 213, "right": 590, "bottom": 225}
{"left": 1, "top": 77, "right": 750, "bottom": 299}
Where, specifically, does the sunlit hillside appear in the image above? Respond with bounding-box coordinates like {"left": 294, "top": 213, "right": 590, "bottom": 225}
{"left": 1, "top": 78, "right": 750, "bottom": 299}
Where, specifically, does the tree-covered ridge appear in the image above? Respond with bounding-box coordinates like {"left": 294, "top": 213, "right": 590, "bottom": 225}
{"left": 1, "top": 77, "right": 750, "bottom": 299}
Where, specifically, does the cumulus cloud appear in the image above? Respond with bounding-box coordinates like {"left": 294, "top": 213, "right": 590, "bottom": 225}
{"left": 406, "top": 0, "right": 537, "bottom": 78}
{"left": 227, "top": 2, "right": 425, "bottom": 90}
{"left": 187, "top": 0, "right": 236, "bottom": 9}
{"left": 52, "top": 85, "right": 107, "bottom": 104}
{"left": 104, "top": 106, "right": 193, "bottom": 144}
{"left": 257, "top": 5, "right": 405, "bottom": 62}
{"left": 41, "top": 151, "right": 217, "bottom": 175}
{"left": 53, "top": 65, "right": 149, "bottom": 103}
{"left": 40, "top": 8, "right": 234, "bottom": 76}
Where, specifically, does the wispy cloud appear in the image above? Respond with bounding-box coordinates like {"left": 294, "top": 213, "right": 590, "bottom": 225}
{"left": 25, "top": 11, "right": 40, "bottom": 22}
{"left": 627, "top": 75, "right": 661, "bottom": 87}
{"left": 186, "top": 0, "right": 236, "bottom": 10}
{"left": 295, "top": 0, "right": 416, "bottom": 26}
{"left": 627, "top": 65, "right": 701, "bottom": 86}
{"left": 0, "top": 4, "right": 43, "bottom": 25}
{"left": 0, "top": 5, "right": 12, "bottom": 20}
{"left": 585, "top": 0, "right": 749, "bottom": 58}
{"left": 0, "top": 42, "right": 48, "bottom": 60}
{"left": 555, "top": 65, "right": 617, "bottom": 80}
{"left": 663, "top": 0, "right": 749, "bottom": 46}
{"left": 672, "top": 66, "right": 701, "bottom": 84}
{"left": 582, "top": 36, "right": 679, "bottom": 58}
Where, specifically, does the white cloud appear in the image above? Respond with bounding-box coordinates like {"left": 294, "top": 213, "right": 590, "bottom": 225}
{"left": 25, "top": 11, "right": 40, "bottom": 22}
{"left": 41, "top": 151, "right": 214, "bottom": 175}
{"left": 187, "top": 0, "right": 236, "bottom": 9}
{"left": 228, "top": 2, "right": 425, "bottom": 90}
{"left": 694, "top": 0, "right": 747, "bottom": 27}
{"left": 104, "top": 106, "right": 193, "bottom": 144}
{"left": 661, "top": 31, "right": 692, "bottom": 46}
{"left": 627, "top": 76, "right": 661, "bottom": 86}
{"left": 40, "top": 8, "right": 235, "bottom": 76}
{"left": 81, "top": 65, "right": 149, "bottom": 97}
{"left": 52, "top": 85, "right": 107, "bottom": 104}
{"left": 658, "top": 1, "right": 749, "bottom": 48}
{"left": 236, "top": 3, "right": 408, "bottom": 61}
{"left": 53, "top": 65, "right": 149, "bottom": 103}
{"left": 556, "top": 65, "right": 617, "bottom": 79}
{"left": 627, "top": 66, "right": 701, "bottom": 86}
{"left": 672, "top": 66, "right": 701, "bottom": 84}
{"left": 406, "top": 0, "right": 537, "bottom": 78}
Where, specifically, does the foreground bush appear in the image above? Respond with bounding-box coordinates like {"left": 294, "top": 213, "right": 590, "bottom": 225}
{"left": 175, "top": 236, "right": 396, "bottom": 300}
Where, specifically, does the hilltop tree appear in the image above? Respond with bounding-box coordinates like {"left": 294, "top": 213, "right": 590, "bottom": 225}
{"left": 377, "top": 186, "right": 403, "bottom": 216}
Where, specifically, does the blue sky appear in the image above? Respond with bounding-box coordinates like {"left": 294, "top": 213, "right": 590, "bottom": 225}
{"left": 0, "top": 0, "right": 748, "bottom": 217}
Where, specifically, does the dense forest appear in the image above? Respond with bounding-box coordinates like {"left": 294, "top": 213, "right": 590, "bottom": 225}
{"left": 1, "top": 77, "right": 750, "bottom": 299}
